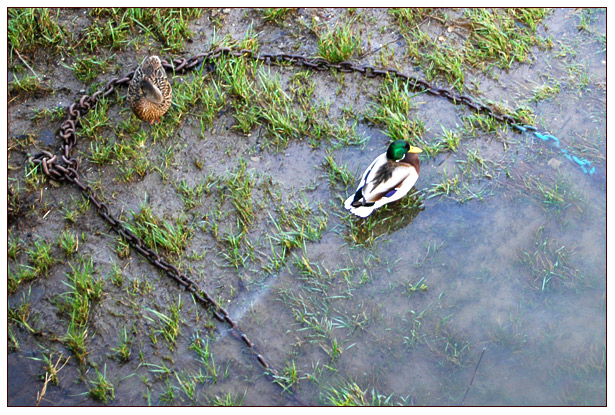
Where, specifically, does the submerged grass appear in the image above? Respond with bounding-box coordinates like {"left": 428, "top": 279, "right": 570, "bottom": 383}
{"left": 272, "top": 360, "right": 306, "bottom": 392}
{"left": 323, "top": 378, "right": 405, "bottom": 406}
{"left": 111, "top": 326, "right": 132, "bottom": 362}
{"left": 190, "top": 332, "right": 219, "bottom": 383}
{"left": 521, "top": 226, "right": 581, "bottom": 292}
{"left": 145, "top": 296, "right": 184, "bottom": 351}
{"left": 267, "top": 199, "right": 329, "bottom": 257}
{"left": 323, "top": 152, "right": 354, "bottom": 189}
{"left": 58, "top": 257, "right": 103, "bottom": 327}
{"left": 506, "top": 172, "right": 586, "bottom": 214}
{"left": 8, "top": 288, "right": 37, "bottom": 333}
{"left": 344, "top": 190, "right": 424, "bottom": 247}
{"left": 53, "top": 256, "right": 104, "bottom": 364}
{"left": 126, "top": 205, "right": 193, "bottom": 257}
{"left": 87, "top": 365, "right": 115, "bottom": 403}
{"left": 220, "top": 159, "right": 256, "bottom": 230}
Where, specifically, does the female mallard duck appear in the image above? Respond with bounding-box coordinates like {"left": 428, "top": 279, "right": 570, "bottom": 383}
{"left": 344, "top": 140, "right": 422, "bottom": 217}
{"left": 127, "top": 56, "right": 172, "bottom": 124}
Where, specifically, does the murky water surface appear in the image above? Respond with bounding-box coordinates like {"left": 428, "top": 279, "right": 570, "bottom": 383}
{"left": 7, "top": 8, "right": 605, "bottom": 406}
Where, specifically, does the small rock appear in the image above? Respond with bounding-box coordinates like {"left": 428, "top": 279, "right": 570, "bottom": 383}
{"left": 548, "top": 158, "right": 563, "bottom": 169}
{"left": 250, "top": 156, "right": 260, "bottom": 162}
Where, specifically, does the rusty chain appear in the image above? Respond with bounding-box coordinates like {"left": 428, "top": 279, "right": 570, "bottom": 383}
{"left": 28, "top": 47, "right": 522, "bottom": 400}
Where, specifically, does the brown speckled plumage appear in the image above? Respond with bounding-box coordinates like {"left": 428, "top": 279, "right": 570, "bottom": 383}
{"left": 127, "top": 56, "right": 172, "bottom": 124}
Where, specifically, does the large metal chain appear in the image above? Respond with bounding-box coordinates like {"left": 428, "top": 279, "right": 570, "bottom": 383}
{"left": 243, "top": 48, "right": 521, "bottom": 124}
{"left": 31, "top": 47, "right": 521, "bottom": 187}
{"left": 28, "top": 47, "right": 522, "bottom": 401}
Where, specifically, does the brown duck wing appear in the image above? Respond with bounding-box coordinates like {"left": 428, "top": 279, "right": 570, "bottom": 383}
{"left": 127, "top": 65, "right": 144, "bottom": 108}
{"left": 363, "top": 162, "right": 413, "bottom": 202}
{"left": 364, "top": 176, "right": 407, "bottom": 203}
{"left": 149, "top": 61, "right": 172, "bottom": 109}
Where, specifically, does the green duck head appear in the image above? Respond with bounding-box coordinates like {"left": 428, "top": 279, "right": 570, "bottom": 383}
{"left": 386, "top": 140, "right": 422, "bottom": 161}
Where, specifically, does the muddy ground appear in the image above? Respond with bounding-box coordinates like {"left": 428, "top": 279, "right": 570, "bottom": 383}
{"left": 6, "top": 7, "right": 606, "bottom": 406}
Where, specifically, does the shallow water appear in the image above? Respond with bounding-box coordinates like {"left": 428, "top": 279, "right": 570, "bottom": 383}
{"left": 7, "top": 8, "right": 605, "bottom": 406}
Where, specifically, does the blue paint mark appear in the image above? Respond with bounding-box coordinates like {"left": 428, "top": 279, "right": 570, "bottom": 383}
{"left": 512, "top": 124, "right": 596, "bottom": 175}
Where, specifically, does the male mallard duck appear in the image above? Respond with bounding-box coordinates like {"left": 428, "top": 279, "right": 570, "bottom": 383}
{"left": 127, "top": 56, "right": 172, "bottom": 124}
{"left": 344, "top": 140, "right": 422, "bottom": 217}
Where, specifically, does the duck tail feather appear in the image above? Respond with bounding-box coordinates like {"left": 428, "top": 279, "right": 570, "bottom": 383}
{"left": 348, "top": 205, "right": 376, "bottom": 217}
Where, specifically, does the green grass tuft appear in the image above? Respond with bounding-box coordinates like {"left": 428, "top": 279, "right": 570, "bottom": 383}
{"left": 317, "top": 22, "right": 362, "bottom": 64}
{"left": 8, "top": 8, "right": 67, "bottom": 54}
{"left": 126, "top": 205, "right": 193, "bottom": 256}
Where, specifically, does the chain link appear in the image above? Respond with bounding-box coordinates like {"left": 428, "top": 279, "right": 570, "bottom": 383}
{"left": 28, "top": 48, "right": 522, "bottom": 399}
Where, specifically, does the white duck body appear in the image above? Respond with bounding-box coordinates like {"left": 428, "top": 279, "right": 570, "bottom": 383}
{"left": 344, "top": 141, "right": 421, "bottom": 218}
